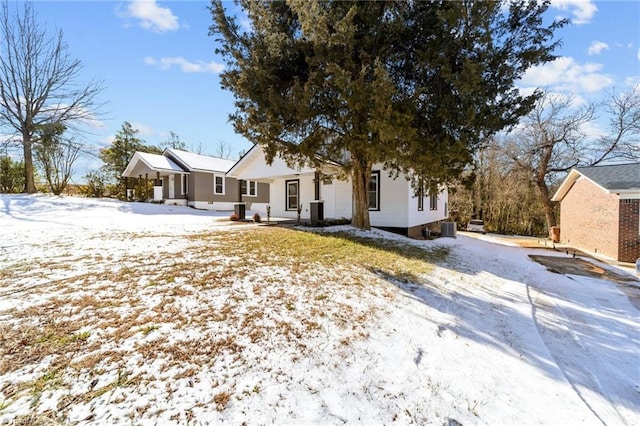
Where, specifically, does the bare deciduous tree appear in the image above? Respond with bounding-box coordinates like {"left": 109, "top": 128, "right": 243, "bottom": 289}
{"left": 33, "top": 122, "right": 80, "bottom": 195}
{"left": 500, "top": 85, "right": 640, "bottom": 233}
{"left": 160, "top": 131, "right": 187, "bottom": 151}
{"left": 214, "top": 139, "right": 233, "bottom": 159}
{"left": 501, "top": 93, "right": 595, "bottom": 231}
{"left": 590, "top": 84, "right": 640, "bottom": 163}
{"left": 449, "top": 143, "right": 547, "bottom": 236}
{"left": 0, "top": 1, "right": 104, "bottom": 193}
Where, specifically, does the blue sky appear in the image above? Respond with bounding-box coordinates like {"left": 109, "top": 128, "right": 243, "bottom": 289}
{"left": 13, "top": 0, "right": 640, "bottom": 176}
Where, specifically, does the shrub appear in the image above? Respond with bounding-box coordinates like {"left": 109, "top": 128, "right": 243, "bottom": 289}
{"left": 230, "top": 213, "right": 239, "bottom": 221}
{"left": 79, "top": 170, "right": 108, "bottom": 198}
{"left": 253, "top": 213, "right": 261, "bottom": 223}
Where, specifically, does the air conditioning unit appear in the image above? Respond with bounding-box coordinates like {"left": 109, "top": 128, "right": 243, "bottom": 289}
{"left": 441, "top": 221, "right": 457, "bottom": 238}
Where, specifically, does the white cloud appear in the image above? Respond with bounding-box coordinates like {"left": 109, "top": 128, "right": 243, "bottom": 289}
{"left": 519, "top": 56, "right": 613, "bottom": 94}
{"left": 626, "top": 76, "right": 640, "bottom": 85}
{"left": 129, "top": 121, "right": 156, "bottom": 137}
{"left": 579, "top": 120, "right": 606, "bottom": 139}
{"left": 550, "top": 0, "right": 597, "bottom": 25}
{"left": 103, "top": 122, "right": 156, "bottom": 147}
{"left": 587, "top": 41, "right": 609, "bottom": 56}
{"left": 543, "top": 91, "right": 589, "bottom": 109}
{"left": 144, "top": 56, "right": 224, "bottom": 74}
{"left": 121, "top": 0, "right": 179, "bottom": 33}
{"left": 99, "top": 135, "right": 115, "bottom": 148}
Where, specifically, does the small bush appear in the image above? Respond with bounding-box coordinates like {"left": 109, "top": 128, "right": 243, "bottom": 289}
{"left": 80, "top": 170, "right": 109, "bottom": 198}
{"left": 253, "top": 213, "right": 261, "bottom": 223}
{"left": 307, "top": 218, "right": 351, "bottom": 228}
{"left": 230, "top": 213, "right": 239, "bottom": 221}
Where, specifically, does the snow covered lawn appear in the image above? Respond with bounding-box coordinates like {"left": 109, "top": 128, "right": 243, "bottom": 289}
{"left": 1, "top": 194, "right": 638, "bottom": 425}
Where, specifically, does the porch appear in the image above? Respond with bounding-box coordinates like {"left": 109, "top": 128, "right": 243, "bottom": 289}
{"left": 121, "top": 152, "right": 189, "bottom": 202}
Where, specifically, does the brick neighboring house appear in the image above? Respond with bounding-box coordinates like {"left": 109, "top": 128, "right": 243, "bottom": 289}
{"left": 552, "top": 163, "right": 640, "bottom": 263}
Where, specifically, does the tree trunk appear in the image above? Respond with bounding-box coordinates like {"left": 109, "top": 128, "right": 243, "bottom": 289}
{"left": 22, "top": 131, "right": 36, "bottom": 193}
{"left": 351, "top": 155, "right": 372, "bottom": 230}
{"left": 535, "top": 178, "right": 556, "bottom": 233}
{"left": 536, "top": 145, "right": 556, "bottom": 233}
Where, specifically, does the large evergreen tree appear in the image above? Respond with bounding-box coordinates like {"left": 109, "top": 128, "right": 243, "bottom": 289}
{"left": 99, "top": 121, "right": 160, "bottom": 198}
{"left": 0, "top": 154, "right": 24, "bottom": 193}
{"left": 209, "top": 0, "right": 566, "bottom": 229}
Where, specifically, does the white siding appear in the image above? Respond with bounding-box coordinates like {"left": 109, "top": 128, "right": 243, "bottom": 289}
{"left": 233, "top": 148, "right": 314, "bottom": 180}
{"left": 320, "top": 178, "right": 336, "bottom": 219}
{"left": 232, "top": 145, "right": 450, "bottom": 229}
{"left": 268, "top": 174, "right": 316, "bottom": 219}
{"left": 333, "top": 179, "right": 352, "bottom": 219}
{"left": 406, "top": 187, "right": 449, "bottom": 228}
{"left": 370, "top": 171, "right": 409, "bottom": 228}
{"left": 269, "top": 178, "right": 287, "bottom": 218}
{"left": 299, "top": 176, "right": 316, "bottom": 219}
{"left": 192, "top": 201, "right": 235, "bottom": 211}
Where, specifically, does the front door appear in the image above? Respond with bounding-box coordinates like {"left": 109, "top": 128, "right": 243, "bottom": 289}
{"left": 169, "top": 175, "right": 175, "bottom": 199}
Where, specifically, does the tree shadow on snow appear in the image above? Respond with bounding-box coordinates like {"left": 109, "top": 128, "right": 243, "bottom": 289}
{"left": 314, "top": 229, "right": 640, "bottom": 422}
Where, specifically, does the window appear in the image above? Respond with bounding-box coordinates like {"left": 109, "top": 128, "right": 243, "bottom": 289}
{"left": 417, "top": 182, "right": 424, "bottom": 211}
{"left": 241, "top": 180, "right": 257, "bottom": 197}
{"left": 181, "top": 175, "right": 188, "bottom": 195}
{"left": 369, "top": 171, "right": 380, "bottom": 211}
{"left": 286, "top": 180, "right": 299, "bottom": 211}
{"left": 430, "top": 190, "right": 438, "bottom": 210}
{"left": 214, "top": 175, "right": 225, "bottom": 195}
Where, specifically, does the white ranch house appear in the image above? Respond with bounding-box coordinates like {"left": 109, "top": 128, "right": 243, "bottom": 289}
{"left": 227, "top": 145, "right": 449, "bottom": 237}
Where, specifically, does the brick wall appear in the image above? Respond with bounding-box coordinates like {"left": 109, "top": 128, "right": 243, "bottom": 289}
{"left": 559, "top": 177, "right": 619, "bottom": 260}
{"left": 618, "top": 199, "right": 640, "bottom": 263}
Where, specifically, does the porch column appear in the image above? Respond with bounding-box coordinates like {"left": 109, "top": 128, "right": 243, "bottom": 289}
{"left": 234, "top": 179, "right": 246, "bottom": 220}
{"left": 138, "top": 174, "right": 142, "bottom": 200}
{"left": 314, "top": 171, "right": 320, "bottom": 201}
{"left": 310, "top": 170, "right": 324, "bottom": 224}
{"left": 144, "top": 173, "right": 148, "bottom": 200}
{"left": 124, "top": 177, "right": 130, "bottom": 200}
{"left": 156, "top": 171, "right": 160, "bottom": 186}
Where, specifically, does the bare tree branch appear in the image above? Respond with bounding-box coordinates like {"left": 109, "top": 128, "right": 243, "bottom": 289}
{"left": 0, "top": 1, "right": 105, "bottom": 192}
{"left": 590, "top": 84, "right": 640, "bottom": 164}
{"left": 214, "top": 139, "right": 233, "bottom": 159}
{"left": 499, "top": 93, "right": 595, "bottom": 230}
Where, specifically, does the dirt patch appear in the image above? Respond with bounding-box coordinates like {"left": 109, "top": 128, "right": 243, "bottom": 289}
{"left": 529, "top": 255, "right": 638, "bottom": 284}
{"left": 529, "top": 255, "right": 640, "bottom": 311}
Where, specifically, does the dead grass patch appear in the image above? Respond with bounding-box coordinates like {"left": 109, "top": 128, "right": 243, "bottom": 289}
{"left": 1, "top": 225, "right": 447, "bottom": 421}
{"left": 213, "top": 390, "right": 232, "bottom": 411}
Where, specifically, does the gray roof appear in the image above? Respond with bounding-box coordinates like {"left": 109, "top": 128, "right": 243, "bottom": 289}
{"left": 576, "top": 163, "right": 640, "bottom": 191}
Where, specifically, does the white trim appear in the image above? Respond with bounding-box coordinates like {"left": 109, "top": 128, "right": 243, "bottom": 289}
{"left": 214, "top": 174, "right": 225, "bottom": 195}
{"left": 286, "top": 179, "right": 300, "bottom": 211}
{"left": 368, "top": 171, "right": 380, "bottom": 211}
{"left": 241, "top": 180, "right": 258, "bottom": 197}
{"left": 614, "top": 189, "right": 640, "bottom": 195}
{"left": 192, "top": 201, "right": 235, "bottom": 211}
{"left": 417, "top": 182, "right": 424, "bottom": 211}
{"left": 122, "top": 151, "right": 187, "bottom": 178}
{"left": 429, "top": 192, "right": 438, "bottom": 210}
{"left": 181, "top": 174, "right": 188, "bottom": 195}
